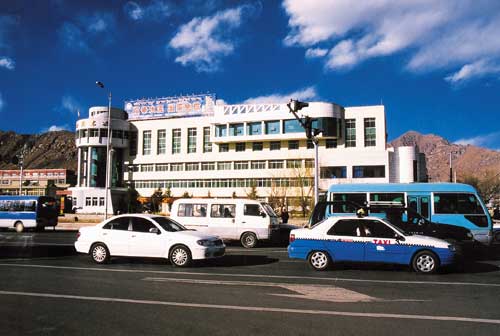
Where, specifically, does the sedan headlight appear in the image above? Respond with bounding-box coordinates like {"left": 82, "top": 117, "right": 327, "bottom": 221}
{"left": 197, "top": 239, "right": 215, "bottom": 247}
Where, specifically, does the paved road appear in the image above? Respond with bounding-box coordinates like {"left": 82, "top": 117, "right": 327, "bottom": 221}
{"left": 1, "top": 231, "right": 500, "bottom": 335}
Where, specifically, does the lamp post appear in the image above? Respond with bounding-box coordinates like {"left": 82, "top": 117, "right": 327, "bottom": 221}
{"left": 287, "top": 99, "right": 321, "bottom": 205}
{"left": 96, "top": 81, "right": 112, "bottom": 219}
{"left": 449, "top": 151, "right": 458, "bottom": 183}
{"left": 12, "top": 144, "right": 28, "bottom": 195}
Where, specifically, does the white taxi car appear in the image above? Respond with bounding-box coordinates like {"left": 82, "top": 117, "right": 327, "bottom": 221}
{"left": 288, "top": 216, "right": 457, "bottom": 273}
{"left": 75, "top": 214, "right": 225, "bottom": 267}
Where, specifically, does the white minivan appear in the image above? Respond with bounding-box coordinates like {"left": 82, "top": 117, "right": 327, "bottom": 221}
{"left": 170, "top": 199, "right": 280, "bottom": 248}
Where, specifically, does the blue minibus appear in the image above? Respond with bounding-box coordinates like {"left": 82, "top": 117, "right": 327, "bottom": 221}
{"left": 326, "top": 183, "right": 493, "bottom": 245}
{"left": 0, "top": 195, "right": 58, "bottom": 232}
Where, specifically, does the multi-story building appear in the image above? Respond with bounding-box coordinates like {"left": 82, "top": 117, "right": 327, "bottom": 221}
{"left": 71, "top": 94, "right": 426, "bottom": 214}
{"left": 0, "top": 168, "right": 76, "bottom": 196}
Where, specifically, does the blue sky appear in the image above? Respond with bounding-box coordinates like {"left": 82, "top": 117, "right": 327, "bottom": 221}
{"left": 0, "top": 0, "right": 499, "bottom": 150}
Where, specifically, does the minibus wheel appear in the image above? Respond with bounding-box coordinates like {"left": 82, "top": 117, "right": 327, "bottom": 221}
{"left": 412, "top": 250, "right": 439, "bottom": 274}
{"left": 14, "top": 221, "right": 24, "bottom": 233}
{"left": 241, "top": 232, "right": 258, "bottom": 248}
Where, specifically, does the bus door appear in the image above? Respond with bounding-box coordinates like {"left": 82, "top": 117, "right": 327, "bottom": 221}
{"left": 407, "top": 195, "right": 431, "bottom": 223}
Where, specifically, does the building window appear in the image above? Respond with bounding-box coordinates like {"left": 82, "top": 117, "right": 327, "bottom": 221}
{"left": 187, "top": 128, "right": 197, "bottom": 153}
{"left": 353, "top": 165, "right": 385, "bottom": 178}
{"left": 172, "top": 129, "right": 181, "bottom": 154}
{"left": 288, "top": 140, "right": 299, "bottom": 150}
{"left": 283, "top": 119, "right": 302, "bottom": 133}
{"left": 229, "top": 123, "right": 244, "bottom": 136}
{"left": 247, "top": 122, "right": 262, "bottom": 135}
{"left": 156, "top": 164, "right": 169, "bottom": 171}
{"left": 286, "top": 159, "right": 302, "bottom": 169}
{"left": 89, "top": 128, "right": 99, "bottom": 137}
{"left": 320, "top": 166, "right": 347, "bottom": 178}
{"left": 251, "top": 161, "right": 266, "bottom": 169}
{"left": 265, "top": 120, "right": 280, "bottom": 134}
{"left": 305, "top": 159, "right": 314, "bottom": 168}
{"left": 99, "top": 197, "right": 105, "bottom": 206}
{"left": 170, "top": 163, "right": 184, "bottom": 171}
{"left": 215, "top": 124, "right": 227, "bottom": 137}
{"left": 217, "top": 162, "right": 232, "bottom": 170}
{"left": 201, "top": 162, "right": 215, "bottom": 171}
{"left": 219, "top": 144, "right": 229, "bottom": 152}
{"left": 345, "top": 119, "right": 356, "bottom": 148}
{"left": 140, "top": 164, "right": 154, "bottom": 172}
{"left": 269, "top": 160, "right": 284, "bottom": 169}
{"left": 270, "top": 141, "right": 281, "bottom": 151}
{"left": 235, "top": 143, "right": 246, "bottom": 152}
{"left": 234, "top": 161, "right": 249, "bottom": 170}
{"left": 142, "top": 130, "right": 151, "bottom": 155}
{"left": 186, "top": 163, "right": 199, "bottom": 171}
{"left": 85, "top": 197, "right": 91, "bottom": 206}
{"left": 325, "top": 139, "right": 337, "bottom": 148}
{"left": 252, "top": 142, "right": 263, "bottom": 151}
{"left": 203, "top": 127, "right": 212, "bottom": 153}
{"left": 306, "top": 140, "right": 314, "bottom": 149}
{"left": 364, "top": 118, "right": 376, "bottom": 147}
{"left": 129, "top": 131, "right": 137, "bottom": 156}
{"left": 92, "top": 197, "right": 98, "bottom": 206}
{"left": 157, "top": 130, "right": 166, "bottom": 154}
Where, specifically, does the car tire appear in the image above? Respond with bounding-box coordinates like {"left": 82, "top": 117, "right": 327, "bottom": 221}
{"left": 412, "top": 250, "right": 439, "bottom": 274}
{"left": 169, "top": 245, "right": 192, "bottom": 267}
{"left": 90, "top": 243, "right": 110, "bottom": 264}
{"left": 14, "top": 221, "right": 24, "bottom": 233}
{"left": 308, "top": 251, "right": 330, "bottom": 271}
{"left": 240, "top": 232, "right": 258, "bottom": 248}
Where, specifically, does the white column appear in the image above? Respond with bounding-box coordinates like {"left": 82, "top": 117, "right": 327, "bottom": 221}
{"left": 76, "top": 147, "right": 81, "bottom": 187}
{"left": 86, "top": 146, "right": 92, "bottom": 187}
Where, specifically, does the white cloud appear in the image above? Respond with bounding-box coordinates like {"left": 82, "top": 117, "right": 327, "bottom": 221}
{"left": 59, "top": 12, "right": 116, "bottom": 52}
{"left": 455, "top": 131, "right": 500, "bottom": 149}
{"left": 0, "top": 56, "right": 14, "bottom": 70}
{"left": 58, "top": 95, "right": 83, "bottom": 115}
{"left": 445, "top": 59, "right": 500, "bottom": 84}
{"left": 283, "top": 0, "right": 500, "bottom": 83}
{"left": 305, "top": 48, "right": 328, "bottom": 59}
{"left": 124, "top": 1, "right": 171, "bottom": 21}
{"left": 168, "top": 5, "right": 255, "bottom": 72}
{"left": 242, "top": 86, "right": 319, "bottom": 104}
{"left": 43, "top": 125, "right": 70, "bottom": 133}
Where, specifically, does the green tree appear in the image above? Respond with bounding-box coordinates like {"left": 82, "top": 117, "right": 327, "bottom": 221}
{"left": 181, "top": 191, "right": 192, "bottom": 198}
{"left": 150, "top": 188, "right": 164, "bottom": 213}
{"left": 126, "top": 186, "right": 141, "bottom": 213}
{"left": 460, "top": 170, "right": 500, "bottom": 204}
{"left": 246, "top": 183, "right": 258, "bottom": 200}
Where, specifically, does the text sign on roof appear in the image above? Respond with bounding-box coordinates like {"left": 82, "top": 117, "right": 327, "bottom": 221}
{"left": 125, "top": 94, "right": 216, "bottom": 121}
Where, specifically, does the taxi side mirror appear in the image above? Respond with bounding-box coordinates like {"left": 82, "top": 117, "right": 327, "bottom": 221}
{"left": 395, "top": 234, "right": 405, "bottom": 241}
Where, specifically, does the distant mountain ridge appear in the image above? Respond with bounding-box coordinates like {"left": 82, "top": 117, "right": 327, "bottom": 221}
{"left": 390, "top": 131, "right": 500, "bottom": 182}
{"left": 0, "top": 130, "right": 77, "bottom": 171}
{"left": 0, "top": 129, "right": 498, "bottom": 182}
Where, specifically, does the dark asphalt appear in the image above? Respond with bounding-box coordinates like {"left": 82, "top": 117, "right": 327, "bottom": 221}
{"left": 1, "top": 231, "right": 500, "bottom": 335}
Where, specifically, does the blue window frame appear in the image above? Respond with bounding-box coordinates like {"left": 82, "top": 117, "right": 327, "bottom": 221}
{"left": 216, "top": 125, "right": 227, "bottom": 137}
{"left": 229, "top": 123, "right": 244, "bottom": 136}
{"left": 265, "top": 120, "right": 280, "bottom": 134}
{"left": 247, "top": 122, "right": 262, "bottom": 135}
{"left": 283, "top": 119, "right": 302, "bottom": 133}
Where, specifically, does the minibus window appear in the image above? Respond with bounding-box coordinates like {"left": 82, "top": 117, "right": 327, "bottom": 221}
{"left": 434, "top": 193, "right": 484, "bottom": 214}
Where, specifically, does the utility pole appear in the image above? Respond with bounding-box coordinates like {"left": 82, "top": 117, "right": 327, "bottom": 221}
{"left": 12, "top": 144, "right": 28, "bottom": 195}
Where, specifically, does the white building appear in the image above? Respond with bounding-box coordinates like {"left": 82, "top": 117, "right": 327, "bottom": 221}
{"left": 71, "top": 94, "right": 426, "bottom": 214}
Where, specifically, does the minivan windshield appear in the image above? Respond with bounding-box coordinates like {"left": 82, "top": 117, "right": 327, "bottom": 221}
{"left": 153, "top": 217, "right": 188, "bottom": 232}
{"left": 261, "top": 203, "right": 278, "bottom": 217}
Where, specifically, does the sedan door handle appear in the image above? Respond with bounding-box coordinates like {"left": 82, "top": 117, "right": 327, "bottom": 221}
{"left": 131, "top": 235, "right": 136, "bottom": 238}
{"left": 102, "top": 233, "right": 108, "bottom": 236}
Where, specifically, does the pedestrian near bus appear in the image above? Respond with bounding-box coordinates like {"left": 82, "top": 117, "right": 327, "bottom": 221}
{"left": 281, "top": 208, "right": 289, "bottom": 224}
{"left": 494, "top": 205, "right": 500, "bottom": 220}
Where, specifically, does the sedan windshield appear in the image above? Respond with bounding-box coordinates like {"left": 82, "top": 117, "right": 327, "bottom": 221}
{"left": 153, "top": 217, "right": 188, "bottom": 232}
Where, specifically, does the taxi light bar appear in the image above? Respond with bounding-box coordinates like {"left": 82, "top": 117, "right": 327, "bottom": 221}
{"left": 289, "top": 234, "right": 295, "bottom": 243}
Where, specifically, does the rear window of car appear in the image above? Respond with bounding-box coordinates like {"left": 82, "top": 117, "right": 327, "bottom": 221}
{"left": 103, "top": 217, "right": 130, "bottom": 231}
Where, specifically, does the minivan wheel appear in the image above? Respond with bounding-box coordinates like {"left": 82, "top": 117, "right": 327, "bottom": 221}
{"left": 241, "top": 232, "right": 258, "bottom": 248}
{"left": 412, "top": 251, "right": 439, "bottom": 274}
{"left": 14, "top": 221, "right": 24, "bottom": 233}
{"left": 308, "top": 251, "right": 330, "bottom": 271}
{"left": 90, "top": 243, "right": 110, "bottom": 264}
{"left": 170, "top": 245, "right": 192, "bottom": 267}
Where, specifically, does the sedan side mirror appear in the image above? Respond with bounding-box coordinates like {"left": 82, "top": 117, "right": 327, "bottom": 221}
{"left": 395, "top": 234, "right": 405, "bottom": 242}
{"left": 261, "top": 212, "right": 267, "bottom": 218}
{"left": 149, "top": 227, "right": 161, "bottom": 235}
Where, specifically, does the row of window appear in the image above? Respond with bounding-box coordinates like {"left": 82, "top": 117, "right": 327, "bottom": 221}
{"left": 177, "top": 203, "right": 264, "bottom": 218}
{"left": 76, "top": 128, "right": 129, "bottom": 140}
{"left": 0, "top": 200, "right": 37, "bottom": 212}
{"left": 130, "top": 159, "right": 315, "bottom": 173}
{"left": 131, "top": 177, "right": 314, "bottom": 189}
{"left": 85, "top": 197, "right": 105, "bottom": 207}
{"left": 321, "top": 165, "right": 386, "bottom": 179}
{"left": 1, "top": 172, "right": 66, "bottom": 178}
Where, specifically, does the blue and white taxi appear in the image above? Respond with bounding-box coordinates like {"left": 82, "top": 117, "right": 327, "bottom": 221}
{"left": 288, "top": 216, "right": 457, "bottom": 273}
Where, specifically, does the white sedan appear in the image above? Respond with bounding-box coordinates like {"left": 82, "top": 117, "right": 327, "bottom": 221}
{"left": 75, "top": 214, "right": 225, "bottom": 267}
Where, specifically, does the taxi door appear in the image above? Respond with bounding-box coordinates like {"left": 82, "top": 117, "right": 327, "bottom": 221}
{"left": 362, "top": 219, "right": 410, "bottom": 264}
{"left": 325, "top": 219, "right": 365, "bottom": 262}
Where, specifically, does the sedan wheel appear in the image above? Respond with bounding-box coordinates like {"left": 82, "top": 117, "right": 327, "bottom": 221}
{"left": 412, "top": 251, "right": 439, "bottom": 273}
{"left": 170, "top": 246, "right": 192, "bottom": 267}
{"left": 91, "top": 243, "right": 110, "bottom": 264}
{"left": 308, "top": 251, "right": 330, "bottom": 271}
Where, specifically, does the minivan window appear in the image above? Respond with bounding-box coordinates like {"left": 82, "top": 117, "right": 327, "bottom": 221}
{"left": 178, "top": 203, "right": 208, "bottom": 217}
{"left": 211, "top": 204, "right": 235, "bottom": 218}
{"left": 244, "top": 204, "right": 263, "bottom": 216}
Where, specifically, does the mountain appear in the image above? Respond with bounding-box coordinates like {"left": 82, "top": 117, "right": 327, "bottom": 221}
{"left": 0, "top": 130, "right": 77, "bottom": 171}
{"left": 390, "top": 131, "right": 500, "bottom": 182}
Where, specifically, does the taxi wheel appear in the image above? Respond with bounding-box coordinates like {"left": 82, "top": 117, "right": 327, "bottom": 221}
{"left": 90, "top": 243, "right": 110, "bottom": 264}
{"left": 412, "top": 251, "right": 439, "bottom": 274}
{"left": 170, "top": 245, "right": 192, "bottom": 267}
{"left": 308, "top": 251, "right": 330, "bottom": 271}
{"left": 14, "top": 221, "right": 24, "bottom": 233}
{"left": 241, "top": 232, "right": 258, "bottom": 248}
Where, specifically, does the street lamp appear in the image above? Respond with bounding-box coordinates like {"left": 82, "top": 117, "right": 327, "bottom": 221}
{"left": 96, "top": 81, "right": 112, "bottom": 219}
{"left": 12, "top": 144, "right": 28, "bottom": 195}
{"left": 287, "top": 99, "right": 321, "bottom": 205}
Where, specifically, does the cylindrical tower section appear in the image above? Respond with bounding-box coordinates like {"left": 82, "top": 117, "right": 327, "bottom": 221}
{"left": 394, "top": 146, "right": 417, "bottom": 183}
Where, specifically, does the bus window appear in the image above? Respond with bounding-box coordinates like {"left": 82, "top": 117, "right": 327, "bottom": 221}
{"left": 331, "top": 193, "right": 366, "bottom": 212}
{"left": 434, "top": 193, "right": 484, "bottom": 214}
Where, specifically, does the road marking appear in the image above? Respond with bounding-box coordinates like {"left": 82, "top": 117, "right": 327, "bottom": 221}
{"left": 0, "top": 243, "right": 74, "bottom": 247}
{"left": 143, "top": 277, "right": 377, "bottom": 303}
{"left": 0, "top": 290, "right": 498, "bottom": 325}
{"left": 1, "top": 263, "right": 500, "bottom": 288}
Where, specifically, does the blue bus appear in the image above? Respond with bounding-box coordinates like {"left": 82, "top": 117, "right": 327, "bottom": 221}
{"left": 326, "top": 183, "right": 493, "bottom": 245}
{"left": 0, "top": 195, "right": 58, "bottom": 232}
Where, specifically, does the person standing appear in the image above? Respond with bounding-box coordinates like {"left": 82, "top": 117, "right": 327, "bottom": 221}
{"left": 281, "top": 207, "right": 289, "bottom": 224}
{"left": 494, "top": 205, "right": 500, "bottom": 220}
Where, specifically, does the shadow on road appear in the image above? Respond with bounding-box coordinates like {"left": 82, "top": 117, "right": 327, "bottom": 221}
{"left": 0, "top": 245, "right": 77, "bottom": 259}
{"left": 200, "top": 254, "right": 279, "bottom": 268}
